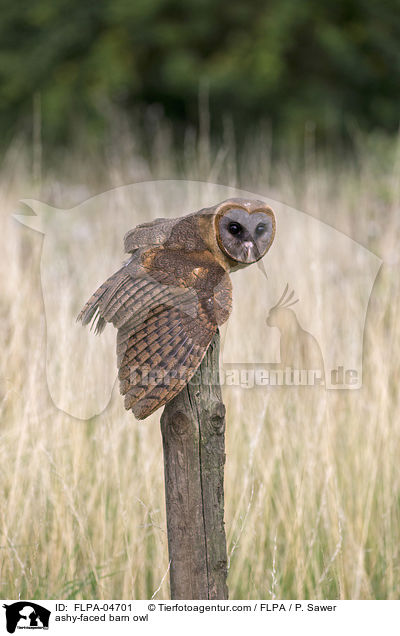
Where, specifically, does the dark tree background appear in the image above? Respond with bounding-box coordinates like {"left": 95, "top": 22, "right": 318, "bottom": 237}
{"left": 1, "top": 0, "right": 399, "bottom": 146}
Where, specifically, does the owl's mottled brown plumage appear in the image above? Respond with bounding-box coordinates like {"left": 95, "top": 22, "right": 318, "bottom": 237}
{"left": 78, "top": 198, "right": 275, "bottom": 419}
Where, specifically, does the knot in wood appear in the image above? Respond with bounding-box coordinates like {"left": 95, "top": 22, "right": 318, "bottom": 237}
{"left": 210, "top": 402, "right": 226, "bottom": 434}
{"left": 170, "top": 411, "right": 191, "bottom": 437}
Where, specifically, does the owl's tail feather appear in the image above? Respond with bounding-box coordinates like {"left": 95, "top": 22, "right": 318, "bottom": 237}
{"left": 77, "top": 268, "right": 127, "bottom": 335}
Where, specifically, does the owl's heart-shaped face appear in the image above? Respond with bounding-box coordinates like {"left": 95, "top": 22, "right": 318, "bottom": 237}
{"left": 216, "top": 205, "right": 276, "bottom": 264}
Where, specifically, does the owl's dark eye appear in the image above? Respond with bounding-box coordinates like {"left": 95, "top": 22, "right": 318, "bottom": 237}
{"left": 228, "top": 221, "right": 242, "bottom": 235}
{"left": 255, "top": 223, "right": 267, "bottom": 236}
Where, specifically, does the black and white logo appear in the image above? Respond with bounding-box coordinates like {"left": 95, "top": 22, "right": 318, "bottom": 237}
{"left": 2, "top": 603, "right": 50, "bottom": 633}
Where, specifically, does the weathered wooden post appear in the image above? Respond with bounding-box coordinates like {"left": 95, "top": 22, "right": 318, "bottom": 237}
{"left": 160, "top": 331, "right": 228, "bottom": 600}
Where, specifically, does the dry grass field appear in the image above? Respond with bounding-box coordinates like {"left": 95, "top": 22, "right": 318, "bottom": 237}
{"left": 0, "top": 126, "right": 399, "bottom": 599}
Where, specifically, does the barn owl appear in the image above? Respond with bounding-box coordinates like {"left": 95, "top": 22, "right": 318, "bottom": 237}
{"left": 78, "top": 198, "right": 276, "bottom": 419}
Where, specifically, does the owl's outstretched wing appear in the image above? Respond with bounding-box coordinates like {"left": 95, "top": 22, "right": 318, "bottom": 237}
{"left": 77, "top": 247, "right": 232, "bottom": 419}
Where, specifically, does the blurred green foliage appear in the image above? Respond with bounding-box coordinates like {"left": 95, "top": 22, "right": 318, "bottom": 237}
{"left": 1, "top": 0, "right": 400, "bottom": 146}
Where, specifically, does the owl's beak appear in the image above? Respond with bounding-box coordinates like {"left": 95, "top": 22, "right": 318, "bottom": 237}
{"left": 242, "top": 241, "right": 255, "bottom": 262}
{"left": 243, "top": 244, "right": 251, "bottom": 261}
